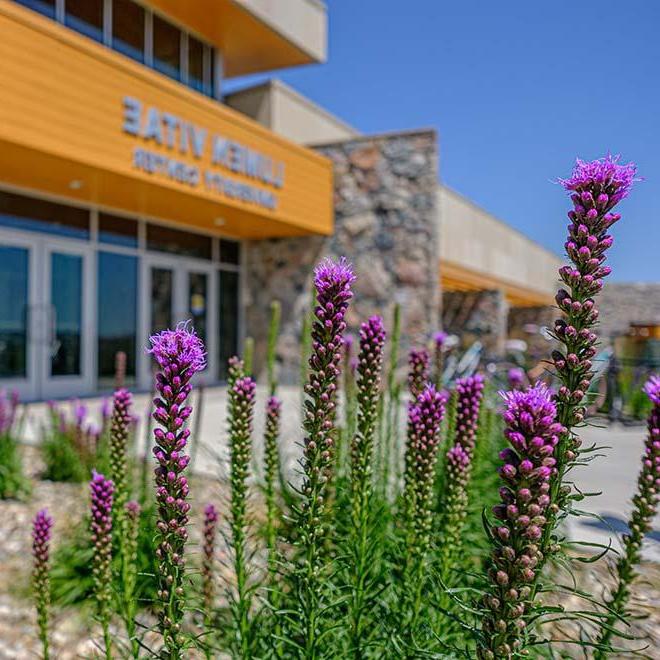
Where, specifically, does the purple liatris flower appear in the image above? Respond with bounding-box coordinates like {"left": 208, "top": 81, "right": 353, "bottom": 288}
{"left": 433, "top": 331, "right": 448, "bottom": 349}
{"left": 546, "top": 155, "right": 638, "bottom": 565}
{"left": 302, "top": 256, "right": 355, "bottom": 507}
{"left": 405, "top": 385, "right": 447, "bottom": 555}
{"left": 227, "top": 355, "right": 245, "bottom": 388}
{"left": 297, "top": 257, "right": 355, "bottom": 655}
{"left": 438, "top": 375, "right": 485, "bottom": 570}
{"left": 454, "top": 374, "right": 485, "bottom": 457}
{"left": 439, "top": 443, "right": 471, "bottom": 567}
{"left": 202, "top": 503, "right": 219, "bottom": 615}
{"left": 109, "top": 388, "right": 132, "bottom": 521}
{"left": 347, "top": 316, "right": 386, "bottom": 652}
{"left": 401, "top": 384, "right": 446, "bottom": 633}
{"left": 507, "top": 368, "right": 525, "bottom": 391}
{"left": 432, "top": 331, "right": 448, "bottom": 387}
{"left": 558, "top": 153, "right": 638, "bottom": 208}
{"left": 147, "top": 320, "right": 206, "bottom": 654}
{"left": 32, "top": 509, "right": 53, "bottom": 660}
{"left": 351, "top": 315, "right": 387, "bottom": 487}
{"left": 227, "top": 375, "right": 257, "bottom": 655}
{"left": 479, "top": 384, "right": 563, "bottom": 659}
{"left": 90, "top": 471, "right": 114, "bottom": 657}
{"left": 408, "top": 348, "right": 430, "bottom": 400}
{"left": 595, "top": 375, "right": 660, "bottom": 656}
{"left": 264, "top": 395, "right": 282, "bottom": 573}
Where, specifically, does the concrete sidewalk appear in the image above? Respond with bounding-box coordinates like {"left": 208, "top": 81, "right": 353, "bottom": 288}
{"left": 566, "top": 422, "right": 660, "bottom": 562}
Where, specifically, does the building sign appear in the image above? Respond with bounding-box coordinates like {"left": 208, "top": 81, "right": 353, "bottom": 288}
{"left": 122, "top": 96, "right": 285, "bottom": 210}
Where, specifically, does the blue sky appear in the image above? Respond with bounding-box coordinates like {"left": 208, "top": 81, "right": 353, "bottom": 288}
{"left": 225, "top": 1, "right": 659, "bottom": 282}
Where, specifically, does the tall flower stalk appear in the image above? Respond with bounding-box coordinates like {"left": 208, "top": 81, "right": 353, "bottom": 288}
{"left": 594, "top": 375, "right": 660, "bottom": 657}
{"left": 544, "top": 155, "right": 638, "bottom": 560}
{"left": 32, "top": 508, "right": 53, "bottom": 660}
{"left": 348, "top": 315, "right": 386, "bottom": 657}
{"left": 108, "top": 388, "right": 132, "bottom": 544}
{"left": 243, "top": 337, "right": 255, "bottom": 376}
{"left": 123, "top": 499, "right": 141, "bottom": 657}
{"left": 148, "top": 321, "right": 206, "bottom": 658}
{"left": 408, "top": 348, "right": 430, "bottom": 400}
{"left": 201, "top": 502, "right": 219, "bottom": 657}
{"left": 478, "top": 384, "right": 562, "bottom": 659}
{"left": 90, "top": 471, "right": 115, "bottom": 660}
{"left": 433, "top": 331, "right": 448, "bottom": 388}
{"left": 438, "top": 374, "right": 485, "bottom": 574}
{"left": 404, "top": 348, "right": 431, "bottom": 497}
{"left": 264, "top": 395, "right": 282, "bottom": 581}
{"left": 227, "top": 375, "right": 257, "bottom": 658}
{"left": 403, "top": 385, "right": 446, "bottom": 627}
{"left": 295, "top": 257, "right": 355, "bottom": 659}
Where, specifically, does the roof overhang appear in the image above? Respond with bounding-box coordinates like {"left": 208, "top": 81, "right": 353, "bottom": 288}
{"left": 441, "top": 260, "right": 555, "bottom": 308}
{"left": 149, "top": 0, "right": 327, "bottom": 77}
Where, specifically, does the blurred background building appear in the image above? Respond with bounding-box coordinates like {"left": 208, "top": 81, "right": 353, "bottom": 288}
{"left": 0, "top": 0, "right": 654, "bottom": 399}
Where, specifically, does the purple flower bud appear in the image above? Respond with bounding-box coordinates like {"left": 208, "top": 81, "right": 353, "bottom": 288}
{"left": 202, "top": 503, "right": 218, "bottom": 613}
{"left": 408, "top": 347, "right": 430, "bottom": 400}
{"left": 32, "top": 508, "right": 53, "bottom": 658}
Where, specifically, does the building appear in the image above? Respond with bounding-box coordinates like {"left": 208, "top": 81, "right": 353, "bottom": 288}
{"left": 0, "top": 0, "right": 333, "bottom": 399}
{"left": 0, "top": 0, "right": 561, "bottom": 400}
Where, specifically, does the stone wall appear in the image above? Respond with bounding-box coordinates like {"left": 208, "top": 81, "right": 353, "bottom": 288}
{"left": 597, "top": 283, "right": 660, "bottom": 340}
{"left": 244, "top": 129, "right": 440, "bottom": 383}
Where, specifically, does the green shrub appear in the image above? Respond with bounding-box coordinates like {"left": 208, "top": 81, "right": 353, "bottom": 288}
{"left": 40, "top": 402, "right": 110, "bottom": 483}
{"left": 50, "top": 502, "right": 159, "bottom": 609}
{"left": 0, "top": 432, "right": 30, "bottom": 499}
{"left": 0, "top": 390, "right": 30, "bottom": 500}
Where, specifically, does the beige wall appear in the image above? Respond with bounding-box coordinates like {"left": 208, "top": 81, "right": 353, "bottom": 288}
{"left": 235, "top": 0, "right": 328, "bottom": 63}
{"left": 438, "top": 186, "right": 562, "bottom": 298}
{"left": 226, "top": 79, "right": 358, "bottom": 145}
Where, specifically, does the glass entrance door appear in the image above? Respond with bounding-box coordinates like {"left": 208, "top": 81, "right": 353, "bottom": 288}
{"left": 0, "top": 230, "right": 93, "bottom": 400}
{"left": 41, "top": 241, "right": 94, "bottom": 399}
{"left": 0, "top": 239, "right": 34, "bottom": 399}
{"left": 139, "top": 257, "right": 215, "bottom": 389}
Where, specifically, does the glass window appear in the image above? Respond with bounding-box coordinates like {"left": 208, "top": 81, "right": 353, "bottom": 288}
{"left": 205, "top": 47, "right": 215, "bottom": 97}
{"left": 219, "top": 239, "right": 240, "bottom": 265}
{"left": 153, "top": 14, "right": 181, "bottom": 81}
{"left": 146, "top": 223, "right": 212, "bottom": 260}
{"left": 15, "top": 0, "right": 56, "bottom": 19}
{"left": 98, "top": 212, "right": 138, "bottom": 248}
{"left": 112, "top": 0, "right": 145, "bottom": 63}
{"left": 65, "top": 0, "right": 104, "bottom": 43}
{"left": 188, "top": 35, "right": 205, "bottom": 93}
{"left": 0, "top": 191, "right": 89, "bottom": 239}
{"left": 50, "top": 253, "right": 82, "bottom": 377}
{"left": 150, "top": 267, "right": 173, "bottom": 335}
{"left": 97, "top": 252, "right": 137, "bottom": 385}
{"left": 188, "top": 272, "right": 208, "bottom": 347}
{"left": 0, "top": 246, "right": 29, "bottom": 378}
{"left": 218, "top": 269, "right": 239, "bottom": 381}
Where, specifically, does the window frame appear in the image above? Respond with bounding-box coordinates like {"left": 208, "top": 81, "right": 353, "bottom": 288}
{"left": 24, "top": 0, "right": 218, "bottom": 98}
